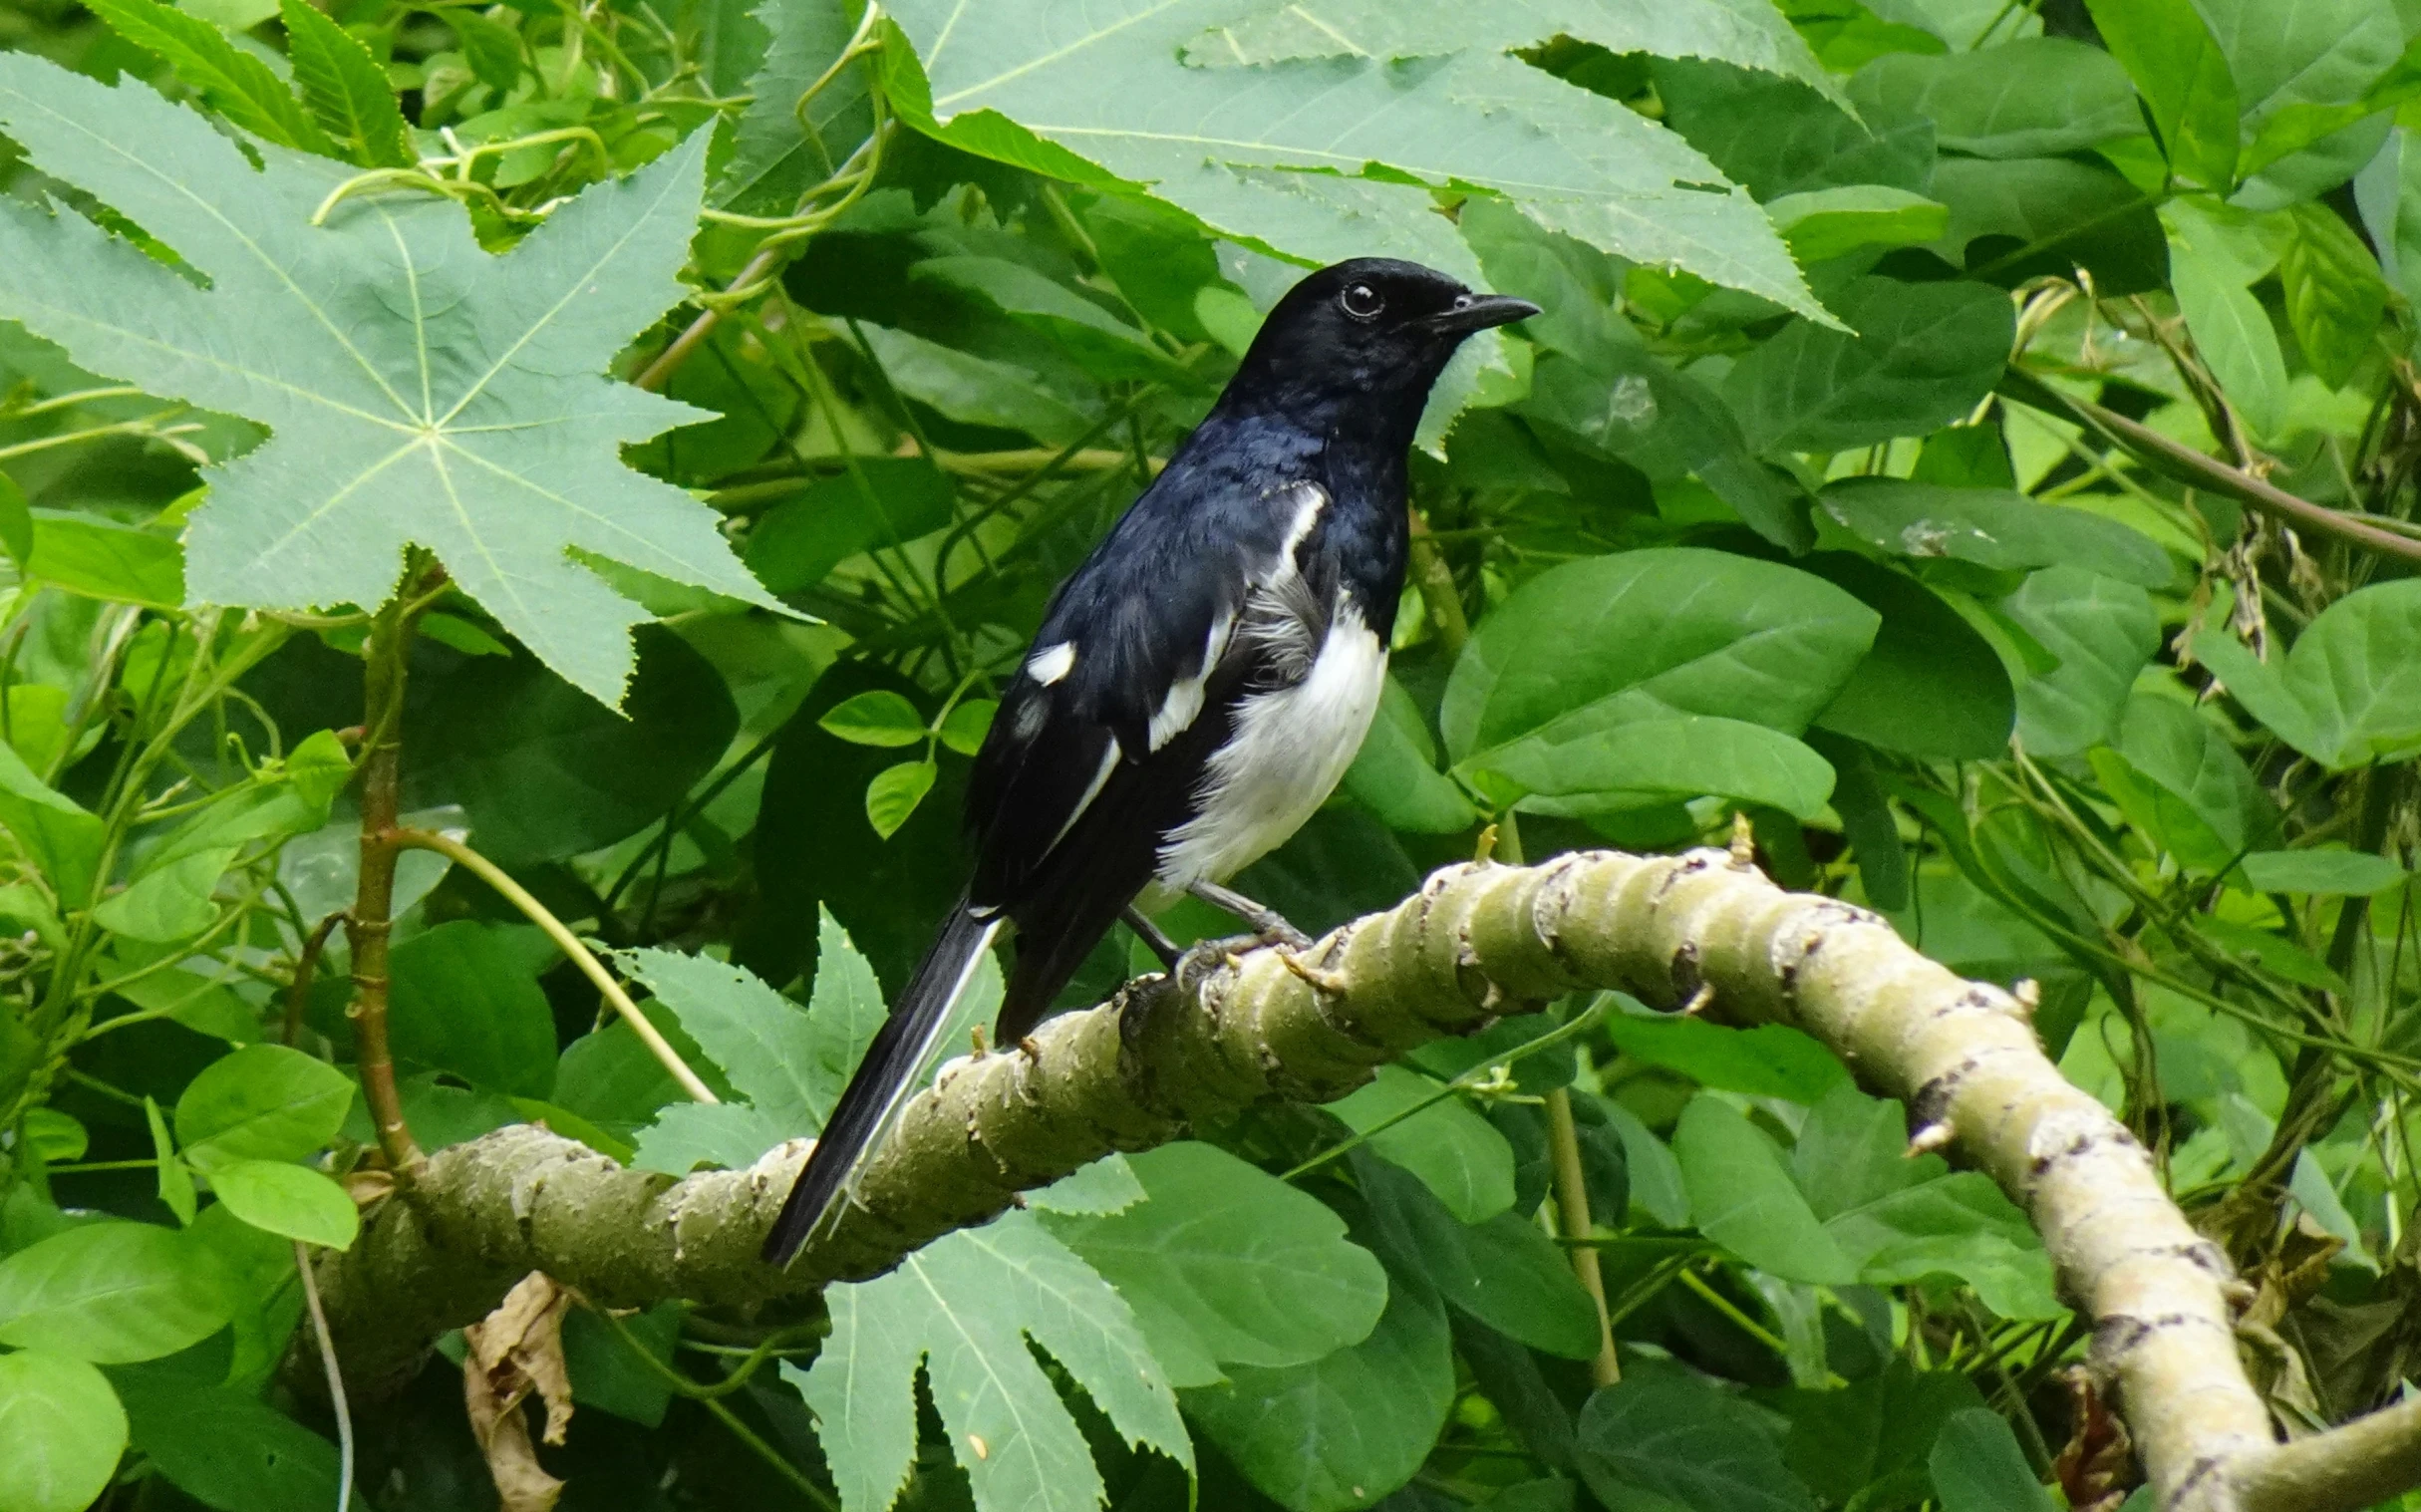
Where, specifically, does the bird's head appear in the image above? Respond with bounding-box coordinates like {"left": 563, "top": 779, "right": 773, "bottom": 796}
{"left": 1226, "top": 258, "right": 1540, "bottom": 433}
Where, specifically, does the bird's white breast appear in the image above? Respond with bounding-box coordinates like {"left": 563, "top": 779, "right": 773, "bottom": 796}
{"left": 1153, "top": 604, "right": 1387, "bottom": 894}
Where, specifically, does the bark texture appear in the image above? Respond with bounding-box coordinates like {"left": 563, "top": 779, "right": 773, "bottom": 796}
{"left": 314, "top": 848, "right": 2416, "bottom": 1512}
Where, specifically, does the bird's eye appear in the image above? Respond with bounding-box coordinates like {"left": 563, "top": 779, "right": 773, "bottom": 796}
{"left": 1340, "top": 282, "right": 1384, "bottom": 320}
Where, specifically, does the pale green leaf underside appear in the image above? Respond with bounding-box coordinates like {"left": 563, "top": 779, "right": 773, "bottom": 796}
{"left": 0, "top": 58, "right": 779, "bottom": 707}
{"left": 791, "top": 1211, "right": 1192, "bottom": 1512}
{"left": 888, "top": 0, "right": 1829, "bottom": 324}
{"left": 1183, "top": 0, "right": 1851, "bottom": 112}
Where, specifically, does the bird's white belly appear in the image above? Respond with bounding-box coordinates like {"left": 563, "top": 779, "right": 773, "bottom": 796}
{"left": 1153, "top": 607, "right": 1387, "bottom": 895}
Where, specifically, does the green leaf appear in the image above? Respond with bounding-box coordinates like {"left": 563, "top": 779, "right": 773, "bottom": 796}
{"left": 1818, "top": 479, "right": 2174, "bottom": 588}
{"left": 624, "top": 921, "right": 878, "bottom": 1134}
{"left": 819, "top": 690, "right": 929, "bottom": 748}
{"left": 2239, "top": 847, "right": 2407, "bottom": 894}
{"left": 406, "top": 629, "right": 739, "bottom": 864}
{"left": 0, "top": 1350, "right": 127, "bottom": 1512}
{"left": 0, "top": 472, "right": 31, "bottom": 565}
{"left": 116, "top": 1371, "right": 357, "bottom": 1512}
{"left": 1027, "top": 1154, "right": 1146, "bottom": 1216}
{"left": 93, "top": 847, "right": 233, "bottom": 942}
{"left": 1782, "top": 1361, "right": 1985, "bottom": 1509}
{"left": 630, "top": 1102, "right": 794, "bottom": 1176}
{"left": 1767, "top": 185, "right": 1950, "bottom": 263}
{"left": 1442, "top": 547, "right": 1879, "bottom": 761}
{"left": 2084, "top": 0, "right": 2239, "bottom": 189}
{"left": 1810, "top": 557, "right": 2014, "bottom": 760}
{"left": 2088, "top": 694, "right": 2270, "bottom": 871}
{"left": 939, "top": 699, "right": 997, "bottom": 756}
{"left": 27, "top": 514, "right": 184, "bottom": 608}
{"left": 1603, "top": 1010, "right": 1849, "bottom": 1103}
{"left": 1575, "top": 1361, "right": 1817, "bottom": 1512}
{"left": 278, "top": 0, "right": 413, "bottom": 168}
{"left": 1358, "top": 1155, "right": 1601, "bottom": 1361}
{"left": 561, "top": 1301, "right": 681, "bottom": 1429}
{"left": 2279, "top": 201, "right": 2390, "bottom": 387}
{"left": 743, "top": 459, "right": 958, "bottom": 593}
{"left": 913, "top": 256, "right": 1190, "bottom": 383}
{"left": 1181, "top": 1254, "right": 1453, "bottom": 1512}
{"left": 1469, "top": 716, "right": 1838, "bottom": 822}
{"left": 206, "top": 1159, "right": 360, "bottom": 1249}
{"left": 173, "top": 1044, "right": 356, "bottom": 1168}
{"left": 449, "top": 10, "right": 527, "bottom": 93}
{"left": 1180, "top": 0, "right": 1848, "bottom": 110}
{"left": 1326, "top": 1065, "right": 1517, "bottom": 1223}
{"left": 789, "top": 1209, "right": 1191, "bottom": 1512}
{"left": 865, "top": 758, "right": 937, "bottom": 839}
{"left": 1342, "top": 676, "right": 1477, "bottom": 833}
{"left": 2191, "top": 913, "right": 2351, "bottom": 993}
{"left": 881, "top": 0, "right": 1830, "bottom": 324}
{"left": 2239, "top": 35, "right": 2421, "bottom": 181}
{"left": 82, "top": 0, "right": 336, "bottom": 155}
{"left": 382, "top": 921, "right": 557, "bottom": 1097}
{"left": 0, "top": 1221, "right": 231, "bottom": 1362}
{"left": 1848, "top": 40, "right": 2140, "bottom": 159}
{"left": 147, "top": 1095, "right": 196, "bottom": 1226}
{"left": 2001, "top": 567, "right": 2161, "bottom": 758}
{"left": 1725, "top": 278, "right": 2014, "bottom": 456}
{"left": 23, "top": 1106, "right": 84, "bottom": 1162}
{"left": 1930, "top": 1408, "right": 2054, "bottom": 1512}
{"left": 1673, "top": 1094, "right": 1856, "bottom": 1285}
{"left": 1042, "top": 1141, "right": 1389, "bottom": 1387}
{"left": 2201, "top": 0, "right": 2404, "bottom": 149}
{"left": 0, "top": 739, "right": 104, "bottom": 907}
{"left": 1930, "top": 155, "right": 2168, "bottom": 292}
{"left": 1796, "top": 1085, "right": 2062, "bottom": 1319}
{"left": 718, "top": 0, "right": 876, "bottom": 212}
{"left": 0, "top": 63, "right": 780, "bottom": 706}
{"left": 853, "top": 323, "right": 1101, "bottom": 446}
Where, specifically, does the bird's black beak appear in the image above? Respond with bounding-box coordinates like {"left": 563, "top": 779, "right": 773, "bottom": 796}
{"left": 1426, "top": 293, "right": 1541, "bottom": 335}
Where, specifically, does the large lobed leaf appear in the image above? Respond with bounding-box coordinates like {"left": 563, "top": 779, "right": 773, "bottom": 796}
{"left": 788, "top": 1210, "right": 1193, "bottom": 1512}
{"left": 873, "top": 0, "right": 1833, "bottom": 328}
{"left": 0, "top": 57, "right": 780, "bottom": 707}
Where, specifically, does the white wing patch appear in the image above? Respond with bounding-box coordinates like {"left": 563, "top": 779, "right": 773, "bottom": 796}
{"left": 1146, "top": 483, "right": 1325, "bottom": 756}
{"left": 1155, "top": 604, "right": 1386, "bottom": 892}
{"left": 1273, "top": 480, "right": 1328, "bottom": 563}
{"left": 1148, "top": 608, "right": 1236, "bottom": 753}
{"left": 1048, "top": 742, "right": 1122, "bottom": 852}
{"left": 1028, "top": 641, "right": 1075, "bottom": 685}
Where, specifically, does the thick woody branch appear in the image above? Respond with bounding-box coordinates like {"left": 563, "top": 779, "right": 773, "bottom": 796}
{"left": 311, "top": 849, "right": 2418, "bottom": 1512}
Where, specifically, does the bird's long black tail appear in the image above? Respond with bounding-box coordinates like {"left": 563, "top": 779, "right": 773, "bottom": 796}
{"left": 761, "top": 900, "right": 1001, "bottom": 1267}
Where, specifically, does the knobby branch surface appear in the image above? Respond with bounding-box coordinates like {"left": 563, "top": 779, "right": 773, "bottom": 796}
{"left": 312, "top": 849, "right": 2407, "bottom": 1512}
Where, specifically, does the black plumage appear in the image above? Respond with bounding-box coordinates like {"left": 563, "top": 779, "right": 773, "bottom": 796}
{"left": 763, "top": 257, "right": 1536, "bottom": 1266}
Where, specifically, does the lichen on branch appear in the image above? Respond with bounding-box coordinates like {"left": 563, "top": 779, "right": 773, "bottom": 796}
{"left": 313, "top": 848, "right": 2419, "bottom": 1512}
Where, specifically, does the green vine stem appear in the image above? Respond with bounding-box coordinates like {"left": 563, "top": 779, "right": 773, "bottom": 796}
{"left": 388, "top": 826, "right": 717, "bottom": 1104}
{"left": 344, "top": 565, "right": 444, "bottom": 1174}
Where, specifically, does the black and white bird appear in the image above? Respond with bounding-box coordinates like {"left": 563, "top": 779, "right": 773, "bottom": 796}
{"left": 762, "top": 257, "right": 1537, "bottom": 1266}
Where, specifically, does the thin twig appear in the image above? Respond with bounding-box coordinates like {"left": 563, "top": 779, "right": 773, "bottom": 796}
{"left": 284, "top": 912, "right": 348, "bottom": 1049}
{"left": 294, "top": 1241, "right": 356, "bottom": 1512}
{"left": 388, "top": 827, "right": 718, "bottom": 1103}
{"left": 636, "top": 245, "right": 781, "bottom": 393}
{"left": 2000, "top": 369, "right": 2421, "bottom": 566}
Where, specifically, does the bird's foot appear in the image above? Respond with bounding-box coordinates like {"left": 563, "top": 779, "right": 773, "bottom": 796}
{"left": 1185, "top": 879, "right": 1313, "bottom": 951}
{"left": 1278, "top": 948, "right": 1351, "bottom": 996}
{"left": 1173, "top": 933, "right": 1258, "bottom": 996}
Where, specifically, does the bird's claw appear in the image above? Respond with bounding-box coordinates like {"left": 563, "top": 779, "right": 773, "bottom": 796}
{"left": 1278, "top": 948, "right": 1350, "bottom": 995}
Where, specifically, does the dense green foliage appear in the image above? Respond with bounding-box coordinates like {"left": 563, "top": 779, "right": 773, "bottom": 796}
{"left": 0, "top": 0, "right": 2419, "bottom": 1509}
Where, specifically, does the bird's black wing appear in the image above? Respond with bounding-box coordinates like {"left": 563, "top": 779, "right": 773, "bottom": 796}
{"left": 965, "top": 479, "right": 1334, "bottom": 1032}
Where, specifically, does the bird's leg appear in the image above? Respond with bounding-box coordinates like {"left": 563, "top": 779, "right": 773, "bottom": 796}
{"left": 1121, "top": 905, "right": 1183, "bottom": 971}
{"left": 1186, "top": 879, "right": 1314, "bottom": 951}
